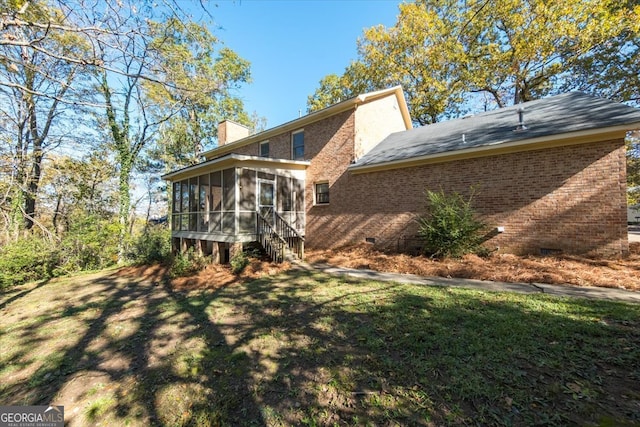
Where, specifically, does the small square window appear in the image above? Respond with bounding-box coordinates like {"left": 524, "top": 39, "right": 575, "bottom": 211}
{"left": 260, "top": 141, "right": 269, "bottom": 157}
{"left": 315, "top": 182, "right": 329, "bottom": 205}
{"left": 292, "top": 130, "right": 304, "bottom": 160}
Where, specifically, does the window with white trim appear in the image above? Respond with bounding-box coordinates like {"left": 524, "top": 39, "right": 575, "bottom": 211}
{"left": 315, "top": 182, "right": 329, "bottom": 205}
{"left": 292, "top": 130, "right": 304, "bottom": 160}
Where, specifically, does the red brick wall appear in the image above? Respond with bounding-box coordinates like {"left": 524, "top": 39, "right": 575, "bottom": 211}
{"left": 225, "top": 111, "right": 354, "bottom": 162}
{"left": 209, "top": 118, "right": 628, "bottom": 257}
{"left": 306, "top": 139, "right": 628, "bottom": 257}
{"left": 302, "top": 111, "right": 355, "bottom": 210}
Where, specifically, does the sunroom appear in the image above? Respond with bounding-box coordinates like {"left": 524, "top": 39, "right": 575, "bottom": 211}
{"left": 162, "top": 154, "right": 308, "bottom": 263}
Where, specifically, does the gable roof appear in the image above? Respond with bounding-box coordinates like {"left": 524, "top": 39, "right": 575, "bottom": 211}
{"left": 202, "top": 86, "right": 412, "bottom": 160}
{"left": 350, "top": 92, "right": 640, "bottom": 173}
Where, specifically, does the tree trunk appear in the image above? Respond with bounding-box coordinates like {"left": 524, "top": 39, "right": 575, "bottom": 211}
{"left": 24, "top": 139, "right": 42, "bottom": 230}
{"left": 117, "top": 160, "right": 133, "bottom": 264}
{"left": 53, "top": 193, "right": 64, "bottom": 234}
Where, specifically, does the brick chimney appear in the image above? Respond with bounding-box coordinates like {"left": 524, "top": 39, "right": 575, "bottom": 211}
{"left": 218, "top": 120, "right": 250, "bottom": 146}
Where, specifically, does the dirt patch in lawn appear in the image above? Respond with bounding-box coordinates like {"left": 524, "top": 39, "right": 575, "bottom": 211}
{"left": 305, "top": 242, "right": 640, "bottom": 291}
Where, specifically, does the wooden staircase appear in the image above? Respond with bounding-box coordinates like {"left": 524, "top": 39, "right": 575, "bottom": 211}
{"left": 257, "top": 212, "right": 304, "bottom": 263}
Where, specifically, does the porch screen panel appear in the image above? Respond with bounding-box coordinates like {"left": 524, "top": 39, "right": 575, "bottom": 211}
{"left": 238, "top": 168, "right": 256, "bottom": 234}
{"left": 172, "top": 182, "right": 180, "bottom": 213}
{"left": 293, "top": 178, "right": 304, "bottom": 211}
{"left": 222, "top": 168, "right": 235, "bottom": 234}
{"left": 181, "top": 181, "right": 189, "bottom": 212}
{"left": 198, "top": 173, "right": 209, "bottom": 232}
{"left": 293, "top": 178, "right": 305, "bottom": 231}
{"left": 277, "top": 176, "right": 293, "bottom": 225}
{"left": 210, "top": 172, "right": 222, "bottom": 232}
{"left": 211, "top": 171, "right": 222, "bottom": 211}
{"left": 172, "top": 213, "right": 180, "bottom": 232}
{"left": 238, "top": 212, "right": 255, "bottom": 233}
{"left": 222, "top": 213, "right": 234, "bottom": 234}
{"left": 222, "top": 168, "right": 235, "bottom": 211}
{"left": 180, "top": 181, "right": 189, "bottom": 231}
{"left": 239, "top": 168, "right": 256, "bottom": 210}
{"left": 172, "top": 182, "right": 180, "bottom": 230}
{"left": 278, "top": 177, "right": 292, "bottom": 211}
{"left": 189, "top": 178, "right": 198, "bottom": 231}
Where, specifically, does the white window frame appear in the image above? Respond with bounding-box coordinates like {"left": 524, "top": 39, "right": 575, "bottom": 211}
{"left": 314, "top": 181, "right": 330, "bottom": 205}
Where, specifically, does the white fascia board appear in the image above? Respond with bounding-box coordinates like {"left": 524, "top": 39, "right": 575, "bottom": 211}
{"left": 161, "top": 154, "right": 310, "bottom": 181}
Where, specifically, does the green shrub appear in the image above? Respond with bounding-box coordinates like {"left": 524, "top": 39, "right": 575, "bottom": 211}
{"left": 0, "top": 238, "right": 60, "bottom": 288}
{"left": 169, "top": 248, "right": 208, "bottom": 278}
{"left": 57, "top": 216, "right": 119, "bottom": 273}
{"left": 0, "top": 217, "right": 122, "bottom": 289}
{"left": 417, "top": 188, "right": 488, "bottom": 258}
{"left": 131, "top": 226, "right": 172, "bottom": 265}
{"left": 230, "top": 250, "right": 250, "bottom": 275}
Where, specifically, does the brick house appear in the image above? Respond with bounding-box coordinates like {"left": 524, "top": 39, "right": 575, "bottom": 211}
{"left": 162, "top": 87, "right": 640, "bottom": 260}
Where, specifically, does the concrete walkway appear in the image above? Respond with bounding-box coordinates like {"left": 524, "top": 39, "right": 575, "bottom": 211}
{"left": 305, "top": 262, "right": 640, "bottom": 304}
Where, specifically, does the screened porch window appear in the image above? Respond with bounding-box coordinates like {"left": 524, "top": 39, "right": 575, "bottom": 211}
{"left": 169, "top": 167, "right": 305, "bottom": 235}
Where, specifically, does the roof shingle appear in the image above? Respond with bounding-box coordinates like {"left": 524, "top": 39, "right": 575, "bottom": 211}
{"left": 352, "top": 92, "right": 640, "bottom": 168}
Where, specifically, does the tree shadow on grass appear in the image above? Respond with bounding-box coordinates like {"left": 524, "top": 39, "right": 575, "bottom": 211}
{"left": 0, "top": 266, "right": 266, "bottom": 426}
{"left": 0, "top": 278, "right": 52, "bottom": 310}
{"left": 200, "top": 268, "right": 640, "bottom": 426}
{"left": 2, "top": 265, "right": 639, "bottom": 426}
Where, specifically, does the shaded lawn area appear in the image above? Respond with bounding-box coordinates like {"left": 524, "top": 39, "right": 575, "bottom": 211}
{"left": 0, "top": 265, "right": 639, "bottom": 426}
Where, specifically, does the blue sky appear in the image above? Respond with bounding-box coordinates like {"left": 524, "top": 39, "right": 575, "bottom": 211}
{"left": 197, "top": 0, "right": 400, "bottom": 127}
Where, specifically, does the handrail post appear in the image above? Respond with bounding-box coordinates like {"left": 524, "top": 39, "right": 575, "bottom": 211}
{"left": 256, "top": 210, "right": 305, "bottom": 263}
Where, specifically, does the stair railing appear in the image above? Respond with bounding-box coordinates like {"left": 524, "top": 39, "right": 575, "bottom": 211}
{"left": 273, "top": 211, "right": 305, "bottom": 260}
{"left": 256, "top": 211, "right": 305, "bottom": 262}
{"left": 256, "top": 212, "right": 286, "bottom": 263}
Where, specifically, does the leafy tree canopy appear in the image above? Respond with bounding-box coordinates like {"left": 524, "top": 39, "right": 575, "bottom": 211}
{"left": 144, "top": 17, "right": 261, "bottom": 169}
{"left": 0, "top": 0, "right": 258, "bottom": 265}
{"left": 308, "top": 0, "right": 639, "bottom": 125}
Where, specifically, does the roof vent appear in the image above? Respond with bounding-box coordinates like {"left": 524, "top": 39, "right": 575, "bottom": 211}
{"left": 515, "top": 105, "right": 527, "bottom": 132}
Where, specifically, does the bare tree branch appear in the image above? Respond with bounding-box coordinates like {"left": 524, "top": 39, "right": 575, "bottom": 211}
{"left": 0, "top": 16, "right": 124, "bottom": 38}
{"left": 0, "top": 80, "right": 105, "bottom": 107}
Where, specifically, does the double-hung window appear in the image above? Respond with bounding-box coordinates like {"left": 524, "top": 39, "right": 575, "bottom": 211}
{"left": 292, "top": 130, "right": 304, "bottom": 160}
{"left": 259, "top": 141, "right": 269, "bottom": 157}
{"left": 315, "top": 182, "right": 329, "bottom": 205}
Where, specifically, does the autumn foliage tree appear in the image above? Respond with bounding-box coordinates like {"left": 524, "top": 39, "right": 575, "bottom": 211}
{"left": 0, "top": 0, "right": 256, "bottom": 275}
{"left": 144, "top": 18, "right": 255, "bottom": 170}
{"left": 308, "top": 0, "right": 639, "bottom": 125}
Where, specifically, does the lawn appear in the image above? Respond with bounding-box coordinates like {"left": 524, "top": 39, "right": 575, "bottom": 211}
{"left": 0, "top": 264, "right": 639, "bottom": 426}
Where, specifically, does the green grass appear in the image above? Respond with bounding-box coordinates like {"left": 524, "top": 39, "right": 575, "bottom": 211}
{"left": 0, "top": 267, "right": 638, "bottom": 426}
{"left": 85, "top": 395, "right": 117, "bottom": 421}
